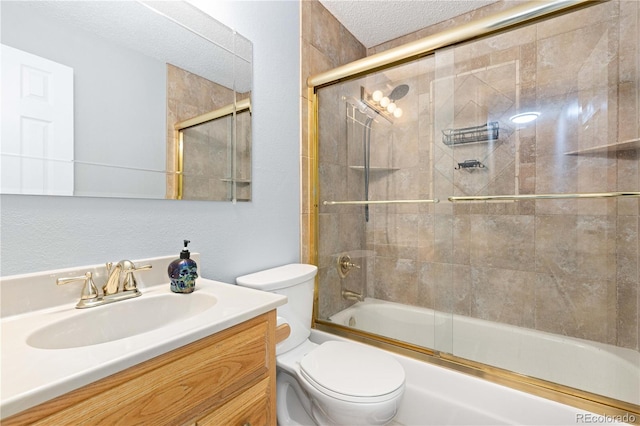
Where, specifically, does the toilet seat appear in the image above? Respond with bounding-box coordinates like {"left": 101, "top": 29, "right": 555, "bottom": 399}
{"left": 299, "top": 341, "right": 405, "bottom": 404}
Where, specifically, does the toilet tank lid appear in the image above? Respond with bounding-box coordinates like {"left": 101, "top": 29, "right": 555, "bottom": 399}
{"left": 236, "top": 263, "right": 317, "bottom": 290}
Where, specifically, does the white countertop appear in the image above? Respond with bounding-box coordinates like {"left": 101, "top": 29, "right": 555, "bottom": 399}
{"left": 0, "top": 256, "right": 286, "bottom": 419}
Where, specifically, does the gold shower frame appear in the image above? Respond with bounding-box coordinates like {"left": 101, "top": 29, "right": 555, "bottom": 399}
{"left": 305, "top": 0, "right": 640, "bottom": 421}
{"left": 173, "top": 98, "right": 251, "bottom": 200}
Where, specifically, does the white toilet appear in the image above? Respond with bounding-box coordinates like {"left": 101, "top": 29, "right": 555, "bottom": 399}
{"left": 236, "top": 264, "right": 405, "bottom": 426}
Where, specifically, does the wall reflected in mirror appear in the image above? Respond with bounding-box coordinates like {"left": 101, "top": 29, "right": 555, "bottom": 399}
{"left": 0, "top": 0, "right": 252, "bottom": 201}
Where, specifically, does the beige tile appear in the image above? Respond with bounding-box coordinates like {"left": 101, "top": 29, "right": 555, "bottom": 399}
{"left": 419, "top": 262, "right": 473, "bottom": 314}
{"left": 617, "top": 280, "right": 639, "bottom": 350}
{"left": 433, "top": 214, "right": 454, "bottom": 264}
{"left": 618, "top": 82, "right": 640, "bottom": 143}
{"left": 536, "top": 2, "right": 617, "bottom": 41}
{"left": 535, "top": 215, "right": 617, "bottom": 281}
{"left": 317, "top": 265, "right": 344, "bottom": 319}
{"left": 471, "top": 266, "right": 535, "bottom": 328}
{"left": 470, "top": 215, "right": 535, "bottom": 272}
{"left": 452, "top": 215, "right": 470, "bottom": 265}
{"left": 339, "top": 25, "right": 367, "bottom": 65}
{"left": 302, "top": 43, "right": 334, "bottom": 94}
{"left": 619, "top": 1, "right": 639, "bottom": 83}
{"left": 519, "top": 162, "right": 536, "bottom": 194}
{"left": 418, "top": 214, "right": 435, "bottom": 262}
{"left": 303, "top": 0, "right": 340, "bottom": 64}
{"left": 535, "top": 272, "right": 616, "bottom": 344}
{"left": 373, "top": 257, "right": 418, "bottom": 305}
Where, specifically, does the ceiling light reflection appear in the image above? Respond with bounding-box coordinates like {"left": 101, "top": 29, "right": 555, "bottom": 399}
{"left": 510, "top": 112, "right": 540, "bottom": 124}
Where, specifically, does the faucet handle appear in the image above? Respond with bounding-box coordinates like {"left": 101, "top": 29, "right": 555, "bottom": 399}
{"left": 337, "top": 254, "right": 360, "bottom": 278}
{"left": 56, "top": 272, "right": 99, "bottom": 301}
{"left": 117, "top": 260, "right": 152, "bottom": 291}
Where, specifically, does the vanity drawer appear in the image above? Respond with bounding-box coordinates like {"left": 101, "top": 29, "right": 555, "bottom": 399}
{"left": 195, "top": 377, "right": 271, "bottom": 426}
{"left": 5, "top": 311, "right": 276, "bottom": 426}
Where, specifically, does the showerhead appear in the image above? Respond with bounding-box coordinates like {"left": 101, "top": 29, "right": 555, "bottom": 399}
{"left": 389, "top": 84, "right": 409, "bottom": 101}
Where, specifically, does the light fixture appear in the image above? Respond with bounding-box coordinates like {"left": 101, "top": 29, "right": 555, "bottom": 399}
{"left": 510, "top": 111, "right": 540, "bottom": 124}
{"left": 386, "top": 102, "right": 397, "bottom": 113}
{"left": 363, "top": 85, "right": 409, "bottom": 120}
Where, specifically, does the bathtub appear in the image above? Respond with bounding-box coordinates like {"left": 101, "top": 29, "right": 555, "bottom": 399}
{"left": 329, "top": 298, "right": 640, "bottom": 406}
{"left": 310, "top": 329, "right": 635, "bottom": 426}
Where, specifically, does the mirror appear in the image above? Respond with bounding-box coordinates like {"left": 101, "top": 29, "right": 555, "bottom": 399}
{"left": 0, "top": 0, "right": 252, "bottom": 201}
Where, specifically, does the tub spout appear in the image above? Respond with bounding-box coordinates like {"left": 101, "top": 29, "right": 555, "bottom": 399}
{"left": 342, "top": 289, "right": 364, "bottom": 302}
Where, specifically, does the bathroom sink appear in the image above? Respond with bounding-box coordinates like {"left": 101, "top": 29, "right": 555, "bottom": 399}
{"left": 27, "top": 293, "right": 217, "bottom": 349}
{"left": 2, "top": 257, "right": 287, "bottom": 419}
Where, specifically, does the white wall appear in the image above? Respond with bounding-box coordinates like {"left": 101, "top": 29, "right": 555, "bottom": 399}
{"left": 0, "top": 1, "right": 301, "bottom": 283}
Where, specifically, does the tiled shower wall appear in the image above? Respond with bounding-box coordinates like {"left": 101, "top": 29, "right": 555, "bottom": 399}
{"left": 300, "top": 2, "right": 366, "bottom": 261}
{"left": 308, "top": 1, "right": 639, "bottom": 350}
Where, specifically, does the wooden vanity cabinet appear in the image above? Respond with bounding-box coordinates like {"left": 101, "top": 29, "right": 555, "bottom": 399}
{"left": 4, "top": 311, "right": 277, "bottom": 426}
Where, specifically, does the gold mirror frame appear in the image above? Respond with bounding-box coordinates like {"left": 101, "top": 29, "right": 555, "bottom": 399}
{"left": 306, "top": 0, "right": 640, "bottom": 421}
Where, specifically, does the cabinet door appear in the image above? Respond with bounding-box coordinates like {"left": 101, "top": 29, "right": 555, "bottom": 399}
{"left": 196, "top": 377, "right": 271, "bottom": 426}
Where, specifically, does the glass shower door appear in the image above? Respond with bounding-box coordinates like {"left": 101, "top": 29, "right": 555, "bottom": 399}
{"left": 312, "top": 0, "right": 639, "bottom": 412}
{"left": 316, "top": 60, "right": 444, "bottom": 351}
{"left": 431, "top": 2, "right": 639, "bottom": 405}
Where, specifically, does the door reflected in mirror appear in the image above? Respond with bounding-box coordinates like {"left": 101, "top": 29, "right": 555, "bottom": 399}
{"left": 0, "top": 1, "right": 252, "bottom": 201}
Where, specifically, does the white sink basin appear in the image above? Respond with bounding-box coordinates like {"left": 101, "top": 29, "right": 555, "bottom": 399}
{"left": 27, "top": 293, "right": 217, "bottom": 349}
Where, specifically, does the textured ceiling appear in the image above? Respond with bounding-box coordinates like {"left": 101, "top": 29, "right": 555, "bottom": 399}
{"left": 318, "top": 0, "right": 500, "bottom": 48}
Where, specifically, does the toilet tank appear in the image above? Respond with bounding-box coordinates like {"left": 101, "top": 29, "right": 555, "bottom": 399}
{"left": 236, "top": 264, "right": 317, "bottom": 354}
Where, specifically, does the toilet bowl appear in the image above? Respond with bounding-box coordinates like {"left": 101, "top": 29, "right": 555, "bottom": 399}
{"left": 237, "top": 264, "right": 405, "bottom": 426}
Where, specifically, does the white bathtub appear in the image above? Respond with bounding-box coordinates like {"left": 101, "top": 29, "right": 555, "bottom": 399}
{"left": 329, "top": 298, "right": 640, "bottom": 406}
{"left": 310, "top": 329, "right": 635, "bottom": 426}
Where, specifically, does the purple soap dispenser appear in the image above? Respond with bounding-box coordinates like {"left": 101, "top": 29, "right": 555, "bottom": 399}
{"left": 168, "top": 240, "right": 198, "bottom": 293}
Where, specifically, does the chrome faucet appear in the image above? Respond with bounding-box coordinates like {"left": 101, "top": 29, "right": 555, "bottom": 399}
{"left": 57, "top": 260, "right": 152, "bottom": 309}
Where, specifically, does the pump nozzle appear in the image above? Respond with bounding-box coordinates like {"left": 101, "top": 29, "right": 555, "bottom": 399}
{"left": 180, "top": 240, "right": 191, "bottom": 259}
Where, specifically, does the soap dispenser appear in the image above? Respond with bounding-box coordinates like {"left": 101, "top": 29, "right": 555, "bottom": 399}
{"left": 168, "top": 240, "right": 198, "bottom": 293}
